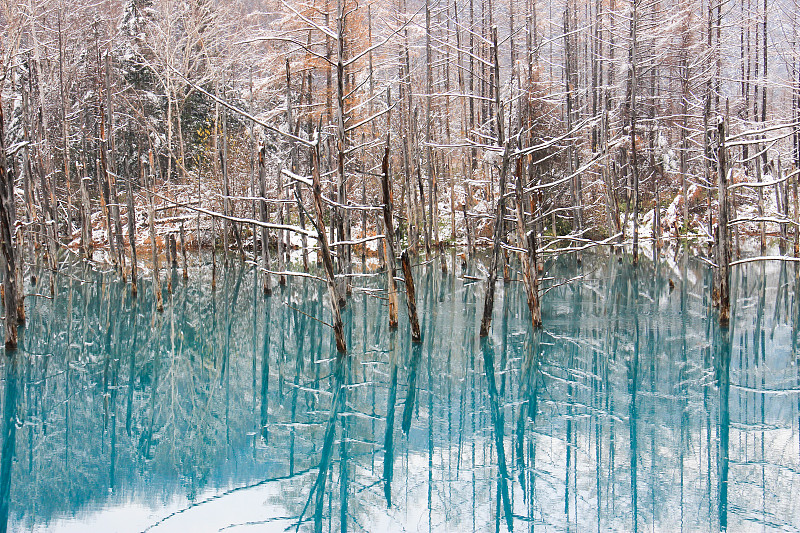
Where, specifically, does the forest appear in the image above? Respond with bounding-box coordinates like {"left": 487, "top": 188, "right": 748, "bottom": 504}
{"left": 0, "top": 0, "right": 800, "bottom": 531}
{"left": 0, "top": 0, "right": 799, "bottom": 345}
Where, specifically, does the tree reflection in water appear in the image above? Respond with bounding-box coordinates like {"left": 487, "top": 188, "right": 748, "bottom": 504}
{"left": 1, "top": 252, "right": 799, "bottom": 532}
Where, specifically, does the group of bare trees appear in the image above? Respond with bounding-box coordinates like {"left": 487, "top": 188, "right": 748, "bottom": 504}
{"left": 2, "top": 0, "right": 800, "bottom": 348}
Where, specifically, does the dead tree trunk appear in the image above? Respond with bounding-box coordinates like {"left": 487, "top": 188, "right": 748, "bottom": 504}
{"left": 463, "top": 203, "right": 474, "bottom": 254}
{"left": 221, "top": 102, "right": 230, "bottom": 265}
{"left": 33, "top": 62, "right": 59, "bottom": 270}
{"left": 777, "top": 157, "right": 788, "bottom": 255}
{"left": 311, "top": 138, "right": 347, "bottom": 354}
{"left": 480, "top": 143, "right": 511, "bottom": 338}
{"left": 180, "top": 221, "right": 188, "bottom": 280}
{"left": 480, "top": 28, "right": 510, "bottom": 338}
{"left": 127, "top": 175, "right": 138, "bottom": 297}
{"left": 165, "top": 233, "right": 173, "bottom": 295}
{"left": 147, "top": 150, "right": 163, "bottom": 313}
{"left": 0, "top": 97, "right": 19, "bottom": 351}
{"left": 258, "top": 147, "right": 273, "bottom": 295}
{"left": 335, "top": 0, "right": 352, "bottom": 297}
{"left": 211, "top": 217, "right": 217, "bottom": 291}
{"left": 296, "top": 180, "right": 309, "bottom": 271}
{"left": 80, "top": 176, "right": 92, "bottom": 259}
{"left": 276, "top": 164, "right": 287, "bottom": 285}
{"left": 381, "top": 136, "right": 400, "bottom": 329}
{"left": 425, "top": 0, "right": 436, "bottom": 258}
{"left": 13, "top": 228, "right": 24, "bottom": 325}
{"left": 756, "top": 154, "right": 766, "bottom": 254}
{"left": 169, "top": 233, "right": 177, "bottom": 268}
{"left": 794, "top": 169, "right": 799, "bottom": 258}
{"left": 286, "top": 59, "right": 310, "bottom": 273}
{"left": 628, "top": 0, "right": 640, "bottom": 265}
{"left": 98, "top": 116, "right": 118, "bottom": 269}
{"left": 515, "top": 157, "right": 541, "bottom": 328}
{"left": 400, "top": 249, "right": 421, "bottom": 342}
{"left": 717, "top": 118, "right": 730, "bottom": 327}
{"left": 104, "top": 55, "right": 126, "bottom": 277}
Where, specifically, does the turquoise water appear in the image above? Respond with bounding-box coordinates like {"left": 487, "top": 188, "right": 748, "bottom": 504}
{"left": 1, "top": 252, "right": 798, "bottom": 532}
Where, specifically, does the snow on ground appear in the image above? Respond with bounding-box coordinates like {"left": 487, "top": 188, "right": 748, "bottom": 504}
{"left": 61, "top": 161, "right": 794, "bottom": 274}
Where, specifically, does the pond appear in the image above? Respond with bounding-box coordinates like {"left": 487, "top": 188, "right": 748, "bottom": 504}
{"left": 1, "top": 251, "right": 798, "bottom": 532}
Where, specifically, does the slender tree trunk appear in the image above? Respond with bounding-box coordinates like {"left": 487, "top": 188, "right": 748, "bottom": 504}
{"left": 413, "top": 108, "right": 429, "bottom": 257}
{"left": 105, "top": 53, "right": 126, "bottom": 277}
{"left": 381, "top": 136, "right": 399, "bottom": 329}
{"left": 564, "top": 1, "right": 583, "bottom": 250}
{"left": 335, "top": 0, "right": 351, "bottom": 298}
{"left": 180, "top": 221, "right": 187, "bottom": 280}
{"left": 480, "top": 28, "right": 509, "bottom": 338}
{"left": 127, "top": 174, "right": 138, "bottom": 296}
{"left": 276, "top": 164, "right": 286, "bottom": 285}
{"left": 446, "top": 1, "right": 456, "bottom": 245}
{"left": 220, "top": 80, "right": 230, "bottom": 264}
{"left": 425, "top": 0, "right": 435, "bottom": 256}
{"left": 166, "top": 82, "right": 174, "bottom": 183}
{"left": 33, "top": 27, "right": 59, "bottom": 256}
{"left": 777, "top": 157, "right": 788, "bottom": 255}
{"left": 81, "top": 176, "right": 92, "bottom": 259}
{"left": 165, "top": 233, "right": 173, "bottom": 295}
{"left": 756, "top": 153, "right": 766, "bottom": 253}
{"left": 480, "top": 145, "right": 511, "bottom": 338}
{"left": 147, "top": 150, "right": 163, "bottom": 313}
{"left": 211, "top": 216, "right": 217, "bottom": 290}
{"left": 628, "top": 0, "right": 640, "bottom": 264}
{"left": 515, "top": 156, "right": 541, "bottom": 328}
{"left": 58, "top": 10, "right": 71, "bottom": 241}
{"left": 680, "top": 41, "right": 689, "bottom": 240}
{"left": 310, "top": 139, "right": 346, "bottom": 354}
{"left": 98, "top": 109, "right": 118, "bottom": 269}
{"left": 286, "top": 58, "right": 300, "bottom": 274}
{"left": 170, "top": 233, "right": 177, "bottom": 269}
{"left": 718, "top": 119, "right": 730, "bottom": 327}
{"left": 794, "top": 162, "right": 799, "bottom": 258}
{"left": 258, "top": 147, "right": 273, "bottom": 295}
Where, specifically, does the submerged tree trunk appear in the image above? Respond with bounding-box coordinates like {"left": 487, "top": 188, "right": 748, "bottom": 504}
{"left": 81, "top": 175, "right": 92, "bottom": 260}
{"left": 400, "top": 249, "right": 421, "bottom": 342}
{"left": 515, "top": 157, "right": 541, "bottom": 328}
{"left": 628, "top": 0, "right": 640, "bottom": 265}
{"left": 794, "top": 169, "right": 799, "bottom": 258}
{"left": 147, "top": 150, "right": 163, "bottom": 313}
{"left": 127, "top": 175, "right": 138, "bottom": 296}
{"left": 13, "top": 229, "right": 24, "bottom": 325}
{"left": 258, "top": 147, "right": 273, "bottom": 295}
{"left": 0, "top": 97, "right": 20, "bottom": 351}
{"left": 717, "top": 118, "right": 730, "bottom": 327}
{"left": 480, "top": 142, "right": 511, "bottom": 338}
{"left": 310, "top": 139, "right": 347, "bottom": 354}
{"left": 180, "top": 221, "right": 188, "bottom": 280}
{"left": 276, "top": 164, "right": 286, "bottom": 286}
{"left": 480, "top": 28, "right": 509, "bottom": 338}
{"left": 104, "top": 54, "right": 126, "bottom": 278}
{"left": 335, "top": 0, "right": 352, "bottom": 298}
{"left": 99, "top": 111, "right": 118, "bottom": 270}
{"left": 381, "top": 136, "right": 399, "bottom": 329}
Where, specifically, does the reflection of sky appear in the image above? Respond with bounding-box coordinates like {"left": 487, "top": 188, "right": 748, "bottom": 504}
{"left": 31, "top": 482, "right": 297, "bottom": 533}
{"left": 6, "top": 255, "right": 800, "bottom": 532}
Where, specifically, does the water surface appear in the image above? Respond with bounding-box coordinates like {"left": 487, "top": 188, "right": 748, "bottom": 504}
{"left": 2, "top": 252, "right": 799, "bottom": 532}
